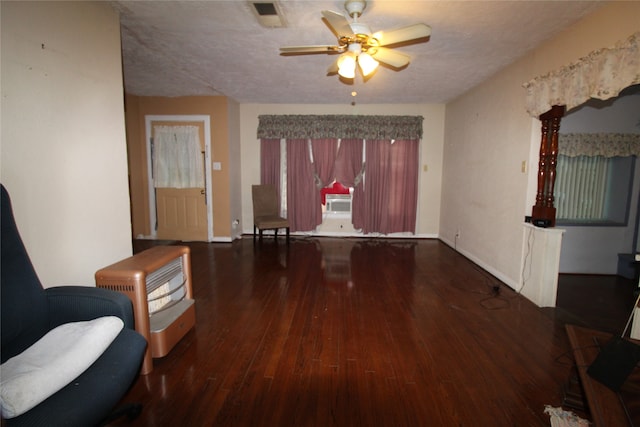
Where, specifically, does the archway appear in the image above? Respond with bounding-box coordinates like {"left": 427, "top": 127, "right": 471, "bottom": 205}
{"left": 524, "top": 31, "right": 639, "bottom": 226}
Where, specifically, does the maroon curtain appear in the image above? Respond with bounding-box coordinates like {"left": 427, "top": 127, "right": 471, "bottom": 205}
{"left": 334, "top": 139, "right": 364, "bottom": 230}
{"left": 286, "top": 139, "right": 322, "bottom": 232}
{"left": 388, "top": 139, "right": 419, "bottom": 233}
{"left": 311, "top": 138, "right": 337, "bottom": 188}
{"left": 361, "top": 139, "right": 419, "bottom": 234}
{"left": 260, "top": 139, "right": 281, "bottom": 195}
{"left": 361, "top": 140, "right": 388, "bottom": 234}
{"left": 261, "top": 136, "right": 419, "bottom": 235}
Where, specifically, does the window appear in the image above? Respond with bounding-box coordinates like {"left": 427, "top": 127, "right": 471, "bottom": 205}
{"left": 554, "top": 155, "right": 635, "bottom": 225}
{"left": 258, "top": 115, "right": 423, "bottom": 233}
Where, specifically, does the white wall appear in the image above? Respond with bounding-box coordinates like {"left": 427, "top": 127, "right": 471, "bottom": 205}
{"left": 1, "top": 2, "right": 132, "bottom": 286}
{"left": 558, "top": 90, "right": 640, "bottom": 274}
{"left": 239, "top": 104, "right": 445, "bottom": 238}
{"left": 441, "top": 2, "right": 640, "bottom": 292}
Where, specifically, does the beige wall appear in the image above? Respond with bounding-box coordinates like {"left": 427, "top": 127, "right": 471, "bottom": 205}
{"left": 441, "top": 1, "right": 640, "bottom": 290}
{"left": 239, "top": 104, "right": 445, "bottom": 237}
{"left": 227, "top": 100, "right": 243, "bottom": 240}
{"left": 1, "top": 1, "right": 132, "bottom": 287}
{"left": 125, "top": 95, "right": 235, "bottom": 240}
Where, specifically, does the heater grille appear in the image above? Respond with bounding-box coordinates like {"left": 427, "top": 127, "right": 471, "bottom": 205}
{"left": 146, "top": 257, "right": 182, "bottom": 293}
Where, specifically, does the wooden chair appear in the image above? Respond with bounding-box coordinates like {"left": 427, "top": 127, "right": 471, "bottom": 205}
{"left": 251, "top": 184, "right": 289, "bottom": 243}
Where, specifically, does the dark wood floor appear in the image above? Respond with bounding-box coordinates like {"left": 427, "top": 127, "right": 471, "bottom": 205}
{"left": 108, "top": 237, "right": 638, "bottom": 426}
{"left": 556, "top": 273, "right": 637, "bottom": 335}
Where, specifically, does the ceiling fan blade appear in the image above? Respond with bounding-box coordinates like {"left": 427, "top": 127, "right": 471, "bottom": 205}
{"left": 370, "top": 47, "right": 411, "bottom": 68}
{"left": 321, "top": 10, "right": 354, "bottom": 38}
{"left": 327, "top": 57, "right": 339, "bottom": 74}
{"left": 280, "top": 45, "right": 341, "bottom": 54}
{"left": 373, "top": 23, "right": 431, "bottom": 46}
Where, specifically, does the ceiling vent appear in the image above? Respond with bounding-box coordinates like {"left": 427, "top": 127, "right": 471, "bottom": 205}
{"left": 250, "top": 2, "right": 285, "bottom": 28}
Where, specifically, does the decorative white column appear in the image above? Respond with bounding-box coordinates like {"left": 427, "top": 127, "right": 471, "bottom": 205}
{"left": 520, "top": 223, "right": 566, "bottom": 307}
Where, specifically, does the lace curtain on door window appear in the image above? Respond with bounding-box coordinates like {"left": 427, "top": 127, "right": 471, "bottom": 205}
{"left": 153, "top": 125, "right": 204, "bottom": 188}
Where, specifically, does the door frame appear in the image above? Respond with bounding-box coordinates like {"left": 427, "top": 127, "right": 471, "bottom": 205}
{"left": 145, "top": 115, "right": 213, "bottom": 242}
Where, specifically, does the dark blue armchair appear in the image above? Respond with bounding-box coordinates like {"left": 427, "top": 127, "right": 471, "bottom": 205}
{"left": 1, "top": 185, "right": 147, "bottom": 426}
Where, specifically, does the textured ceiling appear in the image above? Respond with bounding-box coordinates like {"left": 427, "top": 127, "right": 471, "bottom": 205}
{"left": 113, "top": 0, "right": 604, "bottom": 104}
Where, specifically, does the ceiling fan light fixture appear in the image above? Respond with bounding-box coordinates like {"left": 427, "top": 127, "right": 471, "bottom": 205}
{"left": 281, "top": 1, "right": 430, "bottom": 81}
{"left": 337, "top": 52, "right": 357, "bottom": 79}
{"left": 358, "top": 52, "right": 379, "bottom": 76}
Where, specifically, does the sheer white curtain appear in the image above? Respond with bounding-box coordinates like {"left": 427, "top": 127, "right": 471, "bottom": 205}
{"left": 153, "top": 125, "right": 204, "bottom": 188}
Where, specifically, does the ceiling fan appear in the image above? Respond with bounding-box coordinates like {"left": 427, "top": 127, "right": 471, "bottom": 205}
{"left": 280, "top": 0, "right": 431, "bottom": 79}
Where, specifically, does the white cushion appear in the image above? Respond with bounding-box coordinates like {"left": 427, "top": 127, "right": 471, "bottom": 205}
{"left": 0, "top": 316, "right": 124, "bottom": 418}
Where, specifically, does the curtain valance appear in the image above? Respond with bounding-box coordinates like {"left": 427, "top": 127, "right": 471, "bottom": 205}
{"left": 257, "top": 115, "right": 423, "bottom": 140}
{"left": 559, "top": 133, "right": 640, "bottom": 157}
{"left": 523, "top": 31, "right": 640, "bottom": 118}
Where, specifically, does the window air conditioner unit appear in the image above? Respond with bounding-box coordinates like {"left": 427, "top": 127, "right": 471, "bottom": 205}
{"left": 326, "top": 194, "right": 352, "bottom": 214}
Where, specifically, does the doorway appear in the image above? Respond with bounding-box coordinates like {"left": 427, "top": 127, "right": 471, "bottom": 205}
{"left": 556, "top": 86, "right": 640, "bottom": 275}
{"left": 145, "top": 115, "right": 213, "bottom": 242}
